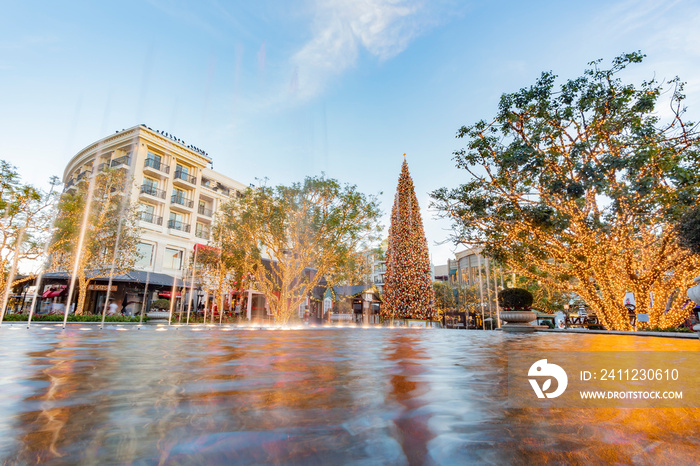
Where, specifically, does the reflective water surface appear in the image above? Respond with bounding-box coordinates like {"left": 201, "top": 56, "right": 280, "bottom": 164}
{"left": 0, "top": 326, "right": 698, "bottom": 464}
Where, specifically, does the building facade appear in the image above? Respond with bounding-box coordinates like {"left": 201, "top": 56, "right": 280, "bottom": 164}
{"left": 447, "top": 247, "right": 485, "bottom": 287}
{"left": 63, "top": 124, "right": 247, "bottom": 279}
{"left": 53, "top": 124, "right": 249, "bottom": 316}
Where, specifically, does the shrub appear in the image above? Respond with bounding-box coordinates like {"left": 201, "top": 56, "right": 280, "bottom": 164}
{"left": 1, "top": 314, "right": 145, "bottom": 323}
{"left": 498, "top": 288, "right": 534, "bottom": 310}
{"left": 151, "top": 298, "right": 171, "bottom": 310}
{"left": 646, "top": 326, "right": 694, "bottom": 333}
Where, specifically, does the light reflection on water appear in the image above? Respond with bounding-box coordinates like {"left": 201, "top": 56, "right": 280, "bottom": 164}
{"left": 0, "top": 327, "right": 698, "bottom": 464}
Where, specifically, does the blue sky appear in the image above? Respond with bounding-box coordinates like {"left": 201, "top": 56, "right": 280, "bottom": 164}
{"left": 2, "top": 0, "right": 699, "bottom": 265}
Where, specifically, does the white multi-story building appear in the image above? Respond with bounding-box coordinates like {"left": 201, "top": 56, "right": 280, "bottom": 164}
{"left": 56, "top": 124, "right": 248, "bottom": 315}
{"left": 63, "top": 124, "right": 246, "bottom": 278}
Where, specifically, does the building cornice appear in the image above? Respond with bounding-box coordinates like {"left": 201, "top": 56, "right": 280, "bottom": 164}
{"left": 63, "top": 124, "right": 213, "bottom": 182}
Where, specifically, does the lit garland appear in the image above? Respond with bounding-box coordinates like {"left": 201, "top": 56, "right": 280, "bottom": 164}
{"left": 383, "top": 158, "right": 436, "bottom": 320}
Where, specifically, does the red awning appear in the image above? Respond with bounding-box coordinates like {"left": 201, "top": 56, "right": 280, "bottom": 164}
{"left": 159, "top": 291, "right": 182, "bottom": 298}
{"left": 194, "top": 243, "right": 222, "bottom": 254}
{"left": 42, "top": 285, "right": 67, "bottom": 298}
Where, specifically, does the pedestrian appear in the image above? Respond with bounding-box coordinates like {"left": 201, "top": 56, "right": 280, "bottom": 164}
{"left": 107, "top": 300, "right": 118, "bottom": 316}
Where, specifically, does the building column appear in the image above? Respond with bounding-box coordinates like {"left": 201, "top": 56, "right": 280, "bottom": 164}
{"left": 246, "top": 289, "right": 253, "bottom": 320}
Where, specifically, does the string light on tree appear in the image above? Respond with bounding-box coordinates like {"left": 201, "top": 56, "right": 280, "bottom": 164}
{"left": 431, "top": 52, "right": 700, "bottom": 331}
{"left": 383, "top": 156, "right": 436, "bottom": 321}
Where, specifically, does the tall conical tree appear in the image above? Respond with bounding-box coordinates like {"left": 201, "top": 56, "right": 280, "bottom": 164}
{"left": 383, "top": 157, "right": 435, "bottom": 320}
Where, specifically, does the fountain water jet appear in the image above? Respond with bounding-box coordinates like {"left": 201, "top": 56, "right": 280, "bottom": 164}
{"left": 99, "top": 215, "right": 128, "bottom": 329}
{"left": 0, "top": 227, "right": 24, "bottom": 324}
{"left": 168, "top": 275, "right": 177, "bottom": 325}
{"left": 99, "top": 138, "right": 139, "bottom": 328}
{"left": 139, "top": 271, "right": 150, "bottom": 325}
{"left": 185, "top": 246, "right": 199, "bottom": 325}
{"left": 62, "top": 165, "right": 99, "bottom": 328}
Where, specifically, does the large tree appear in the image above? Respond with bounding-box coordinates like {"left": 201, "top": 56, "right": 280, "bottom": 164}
{"left": 49, "top": 169, "right": 140, "bottom": 314}
{"left": 432, "top": 52, "right": 700, "bottom": 330}
{"left": 217, "top": 176, "right": 381, "bottom": 325}
{"left": 433, "top": 281, "right": 455, "bottom": 313}
{"left": 383, "top": 159, "right": 436, "bottom": 320}
{"left": 193, "top": 222, "right": 247, "bottom": 322}
{"left": 0, "top": 161, "right": 59, "bottom": 307}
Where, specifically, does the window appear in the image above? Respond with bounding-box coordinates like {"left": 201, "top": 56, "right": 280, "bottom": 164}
{"left": 164, "top": 247, "right": 183, "bottom": 269}
{"left": 173, "top": 187, "right": 186, "bottom": 199}
{"left": 146, "top": 151, "right": 162, "bottom": 169}
{"left": 198, "top": 200, "right": 212, "bottom": 216}
{"left": 195, "top": 222, "right": 210, "bottom": 239}
{"left": 168, "top": 211, "right": 189, "bottom": 231}
{"left": 143, "top": 177, "right": 157, "bottom": 189}
{"left": 140, "top": 203, "right": 155, "bottom": 215}
{"left": 174, "top": 163, "right": 195, "bottom": 184}
{"left": 135, "top": 243, "right": 154, "bottom": 268}
{"left": 139, "top": 203, "right": 160, "bottom": 224}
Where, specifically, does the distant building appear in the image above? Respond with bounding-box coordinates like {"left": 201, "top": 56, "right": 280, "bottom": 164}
{"left": 433, "top": 264, "right": 449, "bottom": 282}
{"left": 367, "top": 239, "right": 388, "bottom": 295}
{"left": 447, "top": 247, "right": 485, "bottom": 287}
{"left": 325, "top": 285, "right": 381, "bottom": 324}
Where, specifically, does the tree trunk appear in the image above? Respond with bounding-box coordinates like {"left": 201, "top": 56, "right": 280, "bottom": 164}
{"left": 77, "top": 277, "right": 90, "bottom": 316}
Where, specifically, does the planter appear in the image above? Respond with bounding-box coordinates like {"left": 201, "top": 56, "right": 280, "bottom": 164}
{"left": 500, "top": 310, "right": 537, "bottom": 333}
{"left": 146, "top": 310, "right": 170, "bottom": 321}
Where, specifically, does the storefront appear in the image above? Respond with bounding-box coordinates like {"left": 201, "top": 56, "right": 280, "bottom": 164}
{"left": 34, "top": 271, "right": 183, "bottom": 316}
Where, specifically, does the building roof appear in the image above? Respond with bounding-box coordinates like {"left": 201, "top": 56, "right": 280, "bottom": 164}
{"left": 454, "top": 247, "right": 483, "bottom": 260}
{"left": 332, "top": 284, "right": 375, "bottom": 297}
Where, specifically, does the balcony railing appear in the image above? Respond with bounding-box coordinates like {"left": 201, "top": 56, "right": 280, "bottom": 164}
{"left": 139, "top": 212, "right": 163, "bottom": 225}
{"left": 195, "top": 227, "right": 211, "bottom": 240}
{"left": 171, "top": 195, "right": 194, "bottom": 208}
{"left": 76, "top": 171, "right": 90, "bottom": 181}
{"left": 97, "top": 162, "right": 109, "bottom": 172}
{"left": 140, "top": 184, "right": 166, "bottom": 199}
{"left": 174, "top": 169, "right": 196, "bottom": 184}
{"left": 167, "top": 220, "right": 191, "bottom": 232}
{"left": 144, "top": 158, "right": 170, "bottom": 174}
{"left": 197, "top": 205, "right": 213, "bottom": 217}
{"left": 110, "top": 155, "right": 131, "bottom": 167}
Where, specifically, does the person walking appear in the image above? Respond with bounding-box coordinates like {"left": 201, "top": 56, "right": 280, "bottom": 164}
{"left": 107, "top": 300, "right": 118, "bottom": 316}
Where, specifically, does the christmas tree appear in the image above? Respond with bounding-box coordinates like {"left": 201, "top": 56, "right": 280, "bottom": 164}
{"left": 383, "top": 157, "right": 436, "bottom": 320}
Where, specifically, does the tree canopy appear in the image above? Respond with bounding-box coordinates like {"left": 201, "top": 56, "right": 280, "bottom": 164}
{"left": 432, "top": 52, "right": 700, "bottom": 330}
{"left": 0, "top": 161, "right": 59, "bottom": 311}
{"left": 217, "top": 175, "right": 381, "bottom": 325}
{"left": 49, "top": 168, "right": 140, "bottom": 314}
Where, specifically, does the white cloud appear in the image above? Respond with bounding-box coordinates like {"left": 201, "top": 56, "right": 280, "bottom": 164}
{"left": 290, "top": 0, "right": 431, "bottom": 100}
